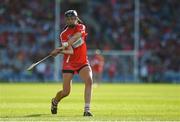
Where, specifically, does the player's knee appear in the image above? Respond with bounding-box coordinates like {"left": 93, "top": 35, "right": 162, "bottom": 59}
{"left": 62, "top": 90, "right": 70, "bottom": 97}
{"left": 85, "top": 77, "right": 93, "bottom": 86}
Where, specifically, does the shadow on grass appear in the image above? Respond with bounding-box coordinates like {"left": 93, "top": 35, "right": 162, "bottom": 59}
{"left": 0, "top": 114, "right": 96, "bottom": 121}
{"left": 1, "top": 114, "right": 49, "bottom": 118}
{"left": 23, "top": 114, "right": 49, "bottom": 117}
{"left": 1, "top": 114, "right": 86, "bottom": 119}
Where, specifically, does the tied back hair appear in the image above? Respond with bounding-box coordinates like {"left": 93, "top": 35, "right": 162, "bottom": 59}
{"left": 77, "top": 17, "right": 83, "bottom": 24}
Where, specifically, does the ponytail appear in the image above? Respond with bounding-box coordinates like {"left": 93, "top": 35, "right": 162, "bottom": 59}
{"left": 77, "top": 17, "right": 83, "bottom": 24}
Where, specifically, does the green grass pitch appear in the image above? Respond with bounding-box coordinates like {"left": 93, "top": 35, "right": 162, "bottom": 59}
{"left": 0, "top": 83, "right": 180, "bottom": 121}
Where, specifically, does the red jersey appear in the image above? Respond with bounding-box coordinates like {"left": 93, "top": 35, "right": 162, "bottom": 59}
{"left": 60, "top": 24, "right": 89, "bottom": 70}
{"left": 91, "top": 54, "right": 104, "bottom": 73}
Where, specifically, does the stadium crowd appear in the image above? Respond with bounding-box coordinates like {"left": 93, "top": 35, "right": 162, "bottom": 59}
{"left": 0, "top": 0, "right": 179, "bottom": 82}
{"left": 139, "top": 0, "right": 180, "bottom": 82}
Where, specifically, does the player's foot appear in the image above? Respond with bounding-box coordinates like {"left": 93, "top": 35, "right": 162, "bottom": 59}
{"left": 51, "top": 98, "right": 58, "bottom": 114}
{"left": 83, "top": 111, "right": 93, "bottom": 116}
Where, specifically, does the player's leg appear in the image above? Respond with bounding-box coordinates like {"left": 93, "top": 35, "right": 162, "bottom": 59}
{"left": 97, "top": 73, "right": 102, "bottom": 84}
{"left": 93, "top": 73, "right": 100, "bottom": 87}
{"left": 78, "top": 65, "right": 93, "bottom": 116}
{"left": 54, "top": 73, "right": 74, "bottom": 101}
{"left": 51, "top": 72, "right": 74, "bottom": 114}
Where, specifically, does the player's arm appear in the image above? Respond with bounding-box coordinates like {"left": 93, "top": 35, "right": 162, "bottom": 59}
{"left": 50, "top": 31, "right": 77, "bottom": 57}
{"left": 50, "top": 46, "right": 74, "bottom": 57}
{"left": 60, "top": 46, "right": 74, "bottom": 54}
{"left": 62, "top": 32, "right": 82, "bottom": 48}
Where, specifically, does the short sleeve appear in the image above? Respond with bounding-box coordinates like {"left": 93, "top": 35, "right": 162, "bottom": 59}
{"left": 76, "top": 24, "right": 86, "bottom": 36}
{"left": 60, "top": 32, "right": 66, "bottom": 43}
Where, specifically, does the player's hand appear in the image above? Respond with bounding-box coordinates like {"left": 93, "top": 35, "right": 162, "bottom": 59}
{"left": 50, "top": 48, "right": 62, "bottom": 57}
{"left": 62, "top": 42, "right": 69, "bottom": 48}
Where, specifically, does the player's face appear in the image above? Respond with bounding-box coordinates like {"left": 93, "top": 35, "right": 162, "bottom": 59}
{"left": 65, "top": 16, "right": 78, "bottom": 26}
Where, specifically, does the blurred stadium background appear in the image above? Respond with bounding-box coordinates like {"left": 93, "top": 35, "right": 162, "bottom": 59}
{"left": 0, "top": 0, "right": 179, "bottom": 83}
